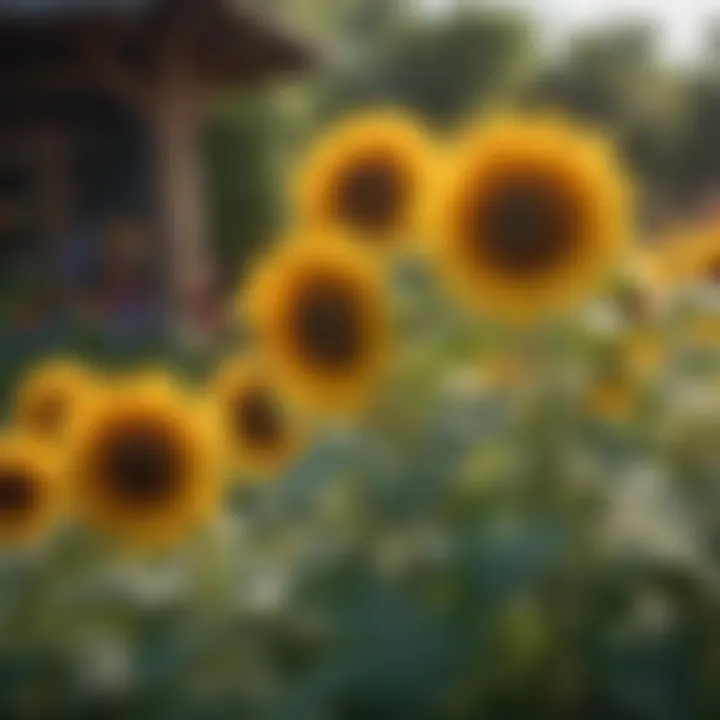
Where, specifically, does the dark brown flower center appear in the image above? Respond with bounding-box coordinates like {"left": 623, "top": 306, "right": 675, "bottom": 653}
{"left": 292, "top": 277, "right": 366, "bottom": 372}
{"left": 231, "top": 386, "right": 284, "bottom": 449}
{"left": 100, "top": 423, "right": 183, "bottom": 507}
{"left": 470, "top": 172, "right": 578, "bottom": 276}
{"left": 28, "top": 394, "right": 66, "bottom": 434}
{"left": 0, "top": 468, "right": 37, "bottom": 517}
{"left": 334, "top": 154, "right": 406, "bottom": 234}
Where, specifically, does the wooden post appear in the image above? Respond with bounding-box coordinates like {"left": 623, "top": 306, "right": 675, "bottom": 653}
{"left": 152, "top": 48, "right": 215, "bottom": 345}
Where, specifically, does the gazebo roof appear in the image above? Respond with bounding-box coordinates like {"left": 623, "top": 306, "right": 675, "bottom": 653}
{"left": 0, "top": 1, "right": 152, "bottom": 17}
{"left": 0, "top": 0, "right": 318, "bottom": 85}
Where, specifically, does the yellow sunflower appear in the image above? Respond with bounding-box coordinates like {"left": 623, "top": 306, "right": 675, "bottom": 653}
{"left": 241, "top": 233, "right": 391, "bottom": 415}
{"left": 0, "top": 433, "right": 63, "bottom": 547}
{"left": 296, "top": 110, "right": 434, "bottom": 251}
{"left": 13, "top": 358, "right": 96, "bottom": 440}
{"left": 430, "top": 114, "right": 632, "bottom": 322}
{"left": 67, "top": 377, "right": 221, "bottom": 549}
{"left": 211, "top": 356, "right": 304, "bottom": 478}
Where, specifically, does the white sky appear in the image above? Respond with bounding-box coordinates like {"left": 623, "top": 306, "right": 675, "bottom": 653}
{"left": 419, "top": 0, "right": 720, "bottom": 61}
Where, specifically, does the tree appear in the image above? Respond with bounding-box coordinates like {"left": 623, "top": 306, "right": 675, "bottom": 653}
{"left": 311, "top": 3, "right": 535, "bottom": 127}
{"left": 670, "top": 23, "right": 720, "bottom": 213}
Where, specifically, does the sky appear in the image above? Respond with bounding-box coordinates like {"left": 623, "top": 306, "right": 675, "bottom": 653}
{"left": 419, "top": 0, "right": 720, "bottom": 61}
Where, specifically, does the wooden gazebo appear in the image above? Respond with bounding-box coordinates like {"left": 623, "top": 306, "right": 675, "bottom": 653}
{"left": 0, "top": 0, "right": 315, "bottom": 337}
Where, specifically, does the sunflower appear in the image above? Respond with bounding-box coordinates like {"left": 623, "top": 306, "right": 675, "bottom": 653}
{"left": 0, "top": 433, "right": 63, "bottom": 547}
{"left": 67, "top": 377, "right": 221, "bottom": 548}
{"left": 296, "top": 110, "right": 433, "bottom": 251}
{"left": 430, "top": 114, "right": 632, "bottom": 321}
{"left": 242, "top": 233, "right": 391, "bottom": 414}
{"left": 13, "top": 358, "right": 96, "bottom": 440}
{"left": 211, "top": 357, "right": 304, "bottom": 477}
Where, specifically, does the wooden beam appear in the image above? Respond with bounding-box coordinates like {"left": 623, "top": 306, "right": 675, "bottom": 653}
{"left": 151, "top": 48, "right": 215, "bottom": 343}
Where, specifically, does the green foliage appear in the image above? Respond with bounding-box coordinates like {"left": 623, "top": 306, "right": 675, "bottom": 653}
{"left": 313, "top": 5, "right": 535, "bottom": 126}
{"left": 1, "top": 3, "right": 720, "bottom": 717}
{"left": 379, "top": 8, "right": 535, "bottom": 126}
{"left": 205, "top": 93, "right": 287, "bottom": 288}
